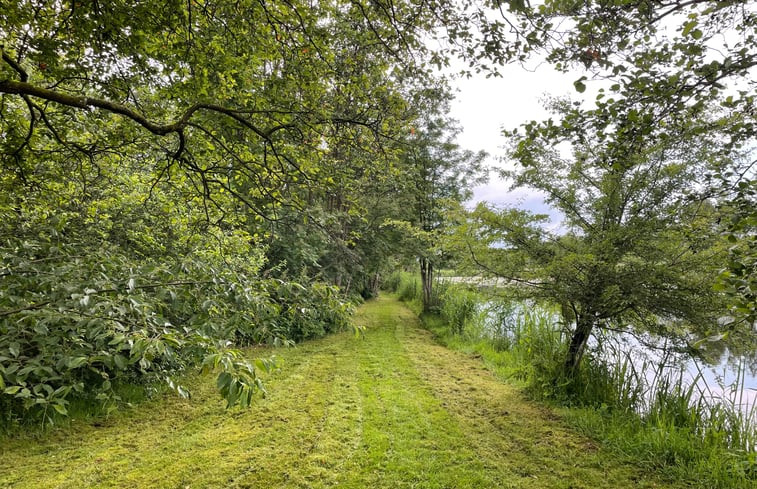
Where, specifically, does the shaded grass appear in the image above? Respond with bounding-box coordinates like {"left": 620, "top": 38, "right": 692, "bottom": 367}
{"left": 1, "top": 296, "right": 684, "bottom": 488}
{"left": 413, "top": 292, "right": 757, "bottom": 488}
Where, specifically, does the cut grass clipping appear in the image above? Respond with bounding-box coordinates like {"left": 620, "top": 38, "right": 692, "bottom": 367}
{"left": 1, "top": 296, "right": 684, "bottom": 488}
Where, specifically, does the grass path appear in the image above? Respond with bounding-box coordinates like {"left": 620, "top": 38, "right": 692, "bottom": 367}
{"left": 0, "top": 296, "right": 683, "bottom": 488}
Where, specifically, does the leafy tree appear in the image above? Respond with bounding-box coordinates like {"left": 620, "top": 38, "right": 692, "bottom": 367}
{"left": 717, "top": 176, "right": 757, "bottom": 326}
{"left": 0, "top": 143, "right": 360, "bottom": 424}
{"left": 0, "top": 0, "right": 435, "bottom": 222}
{"left": 432, "top": 1, "right": 755, "bottom": 376}
{"left": 457, "top": 99, "right": 743, "bottom": 376}
{"left": 494, "top": 0, "right": 757, "bottom": 324}
{"left": 0, "top": 0, "right": 452, "bottom": 423}
{"left": 388, "top": 91, "right": 487, "bottom": 311}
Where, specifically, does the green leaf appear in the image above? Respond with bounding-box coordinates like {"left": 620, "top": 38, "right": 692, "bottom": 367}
{"left": 113, "top": 354, "right": 127, "bottom": 370}
{"left": 682, "top": 20, "right": 697, "bottom": 37}
{"left": 217, "top": 372, "right": 232, "bottom": 389}
{"left": 53, "top": 403, "right": 68, "bottom": 416}
{"left": 109, "top": 334, "right": 126, "bottom": 346}
{"left": 67, "top": 357, "right": 88, "bottom": 369}
{"left": 573, "top": 79, "right": 586, "bottom": 93}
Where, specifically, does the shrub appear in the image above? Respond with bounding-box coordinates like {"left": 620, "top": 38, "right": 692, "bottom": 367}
{"left": 396, "top": 273, "right": 421, "bottom": 303}
{"left": 0, "top": 235, "right": 355, "bottom": 428}
{"left": 440, "top": 287, "right": 478, "bottom": 336}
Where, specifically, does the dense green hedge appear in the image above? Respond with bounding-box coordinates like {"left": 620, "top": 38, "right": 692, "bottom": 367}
{"left": 0, "top": 235, "right": 354, "bottom": 427}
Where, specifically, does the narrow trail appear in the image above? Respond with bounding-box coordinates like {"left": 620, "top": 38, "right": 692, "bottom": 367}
{"left": 0, "top": 296, "right": 681, "bottom": 488}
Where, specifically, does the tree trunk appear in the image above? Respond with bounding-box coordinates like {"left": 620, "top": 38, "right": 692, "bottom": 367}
{"left": 419, "top": 257, "right": 433, "bottom": 312}
{"left": 371, "top": 272, "right": 380, "bottom": 295}
{"left": 563, "top": 315, "right": 594, "bottom": 377}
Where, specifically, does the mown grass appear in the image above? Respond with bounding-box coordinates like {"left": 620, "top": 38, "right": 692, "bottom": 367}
{"left": 1, "top": 296, "right": 685, "bottom": 488}
{"left": 387, "top": 271, "right": 756, "bottom": 489}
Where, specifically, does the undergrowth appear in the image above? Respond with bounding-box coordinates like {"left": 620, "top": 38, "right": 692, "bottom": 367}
{"left": 384, "top": 270, "right": 757, "bottom": 489}
{"left": 0, "top": 296, "right": 687, "bottom": 488}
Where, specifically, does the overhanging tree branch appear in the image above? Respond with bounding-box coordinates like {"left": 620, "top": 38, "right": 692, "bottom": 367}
{"left": 1, "top": 49, "right": 28, "bottom": 82}
{"left": 0, "top": 80, "right": 292, "bottom": 142}
{"left": 465, "top": 241, "right": 547, "bottom": 289}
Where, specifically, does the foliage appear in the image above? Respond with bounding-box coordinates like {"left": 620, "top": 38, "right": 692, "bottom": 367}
{"left": 454, "top": 120, "right": 734, "bottom": 375}
{"left": 487, "top": 0, "right": 757, "bottom": 342}
{"left": 503, "top": 1, "right": 756, "bottom": 154}
{"left": 0, "top": 0, "right": 476, "bottom": 424}
{"left": 412, "top": 283, "right": 756, "bottom": 488}
{"left": 381, "top": 270, "right": 405, "bottom": 295}
{"left": 262, "top": 279, "right": 354, "bottom": 343}
{"left": 439, "top": 286, "right": 479, "bottom": 336}
{"left": 385, "top": 271, "right": 422, "bottom": 304}
{"left": 0, "top": 157, "right": 354, "bottom": 425}
{"left": 717, "top": 177, "right": 757, "bottom": 327}
{"left": 0, "top": 227, "right": 352, "bottom": 425}
{"left": 385, "top": 93, "right": 487, "bottom": 312}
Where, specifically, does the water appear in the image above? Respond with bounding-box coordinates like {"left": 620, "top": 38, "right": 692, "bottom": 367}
{"left": 478, "top": 299, "right": 757, "bottom": 418}
{"left": 594, "top": 328, "right": 757, "bottom": 418}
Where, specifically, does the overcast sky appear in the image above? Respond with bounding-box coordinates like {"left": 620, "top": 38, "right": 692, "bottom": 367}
{"left": 448, "top": 61, "right": 581, "bottom": 226}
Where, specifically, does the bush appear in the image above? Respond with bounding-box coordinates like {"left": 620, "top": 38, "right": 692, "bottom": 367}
{"left": 387, "top": 271, "right": 421, "bottom": 303}
{"left": 0, "top": 234, "right": 355, "bottom": 429}
{"left": 382, "top": 271, "right": 404, "bottom": 293}
{"left": 440, "top": 287, "right": 478, "bottom": 336}
{"left": 261, "top": 280, "right": 354, "bottom": 342}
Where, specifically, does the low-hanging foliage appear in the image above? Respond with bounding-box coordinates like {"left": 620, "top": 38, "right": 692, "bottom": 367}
{"left": 0, "top": 229, "right": 354, "bottom": 429}
{"left": 0, "top": 121, "right": 361, "bottom": 429}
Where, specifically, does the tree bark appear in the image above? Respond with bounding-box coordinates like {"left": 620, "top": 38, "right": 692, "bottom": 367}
{"left": 419, "top": 257, "right": 433, "bottom": 312}
{"left": 563, "top": 315, "right": 594, "bottom": 377}
{"left": 0, "top": 80, "right": 291, "bottom": 140}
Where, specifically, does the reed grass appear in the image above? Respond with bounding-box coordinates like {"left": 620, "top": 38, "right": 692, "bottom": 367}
{"left": 387, "top": 276, "right": 757, "bottom": 488}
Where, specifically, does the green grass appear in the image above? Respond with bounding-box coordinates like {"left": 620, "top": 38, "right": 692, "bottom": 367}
{"left": 408, "top": 286, "right": 756, "bottom": 489}
{"left": 0, "top": 296, "right": 683, "bottom": 488}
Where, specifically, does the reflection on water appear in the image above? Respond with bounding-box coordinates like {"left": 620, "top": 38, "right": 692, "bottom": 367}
{"left": 594, "top": 328, "right": 757, "bottom": 419}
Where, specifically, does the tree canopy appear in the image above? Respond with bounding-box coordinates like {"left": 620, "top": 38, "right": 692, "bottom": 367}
{"left": 450, "top": 0, "right": 757, "bottom": 375}
{"left": 0, "top": 0, "right": 483, "bottom": 424}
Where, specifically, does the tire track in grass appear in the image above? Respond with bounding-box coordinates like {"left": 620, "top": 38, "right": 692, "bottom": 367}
{"left": 232, "top": 334, "right": 366, "bottom": 488}
{"left": 334, "top": 299, "right": 502, "bottom": 488}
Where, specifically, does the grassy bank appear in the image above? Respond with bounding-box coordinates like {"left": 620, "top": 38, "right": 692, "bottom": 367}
{"left": 1, "top": 296, "right": 682, "bottom": 488}
{"left": 386, "top": 271, "right": 756, "bottom": 489}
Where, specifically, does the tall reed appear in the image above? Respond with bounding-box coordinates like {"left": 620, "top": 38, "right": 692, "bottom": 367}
{"left": 397, "top": 279, "right": 756, "bottom": 488}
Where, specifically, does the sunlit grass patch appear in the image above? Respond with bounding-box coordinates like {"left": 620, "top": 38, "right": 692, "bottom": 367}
{"left": 1, "top": 296, "right": 685, "bottom": 489}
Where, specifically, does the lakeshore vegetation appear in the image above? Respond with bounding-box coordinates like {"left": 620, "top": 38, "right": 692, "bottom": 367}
{"left": 1, "top": 1, "right": 755, "bottom": 487}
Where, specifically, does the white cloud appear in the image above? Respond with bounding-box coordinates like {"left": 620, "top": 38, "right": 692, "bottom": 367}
{"left": 448, "top": 60, "right": 581, "bottom": 229}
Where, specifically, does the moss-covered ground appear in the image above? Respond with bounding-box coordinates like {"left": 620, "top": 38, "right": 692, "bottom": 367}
{"left": 0, "top": 296, "right": 685, "bottom": 488}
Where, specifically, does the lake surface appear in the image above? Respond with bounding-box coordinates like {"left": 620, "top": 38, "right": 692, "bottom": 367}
{"left": 596, "top": 328, "right": 757, "bottom": 417}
